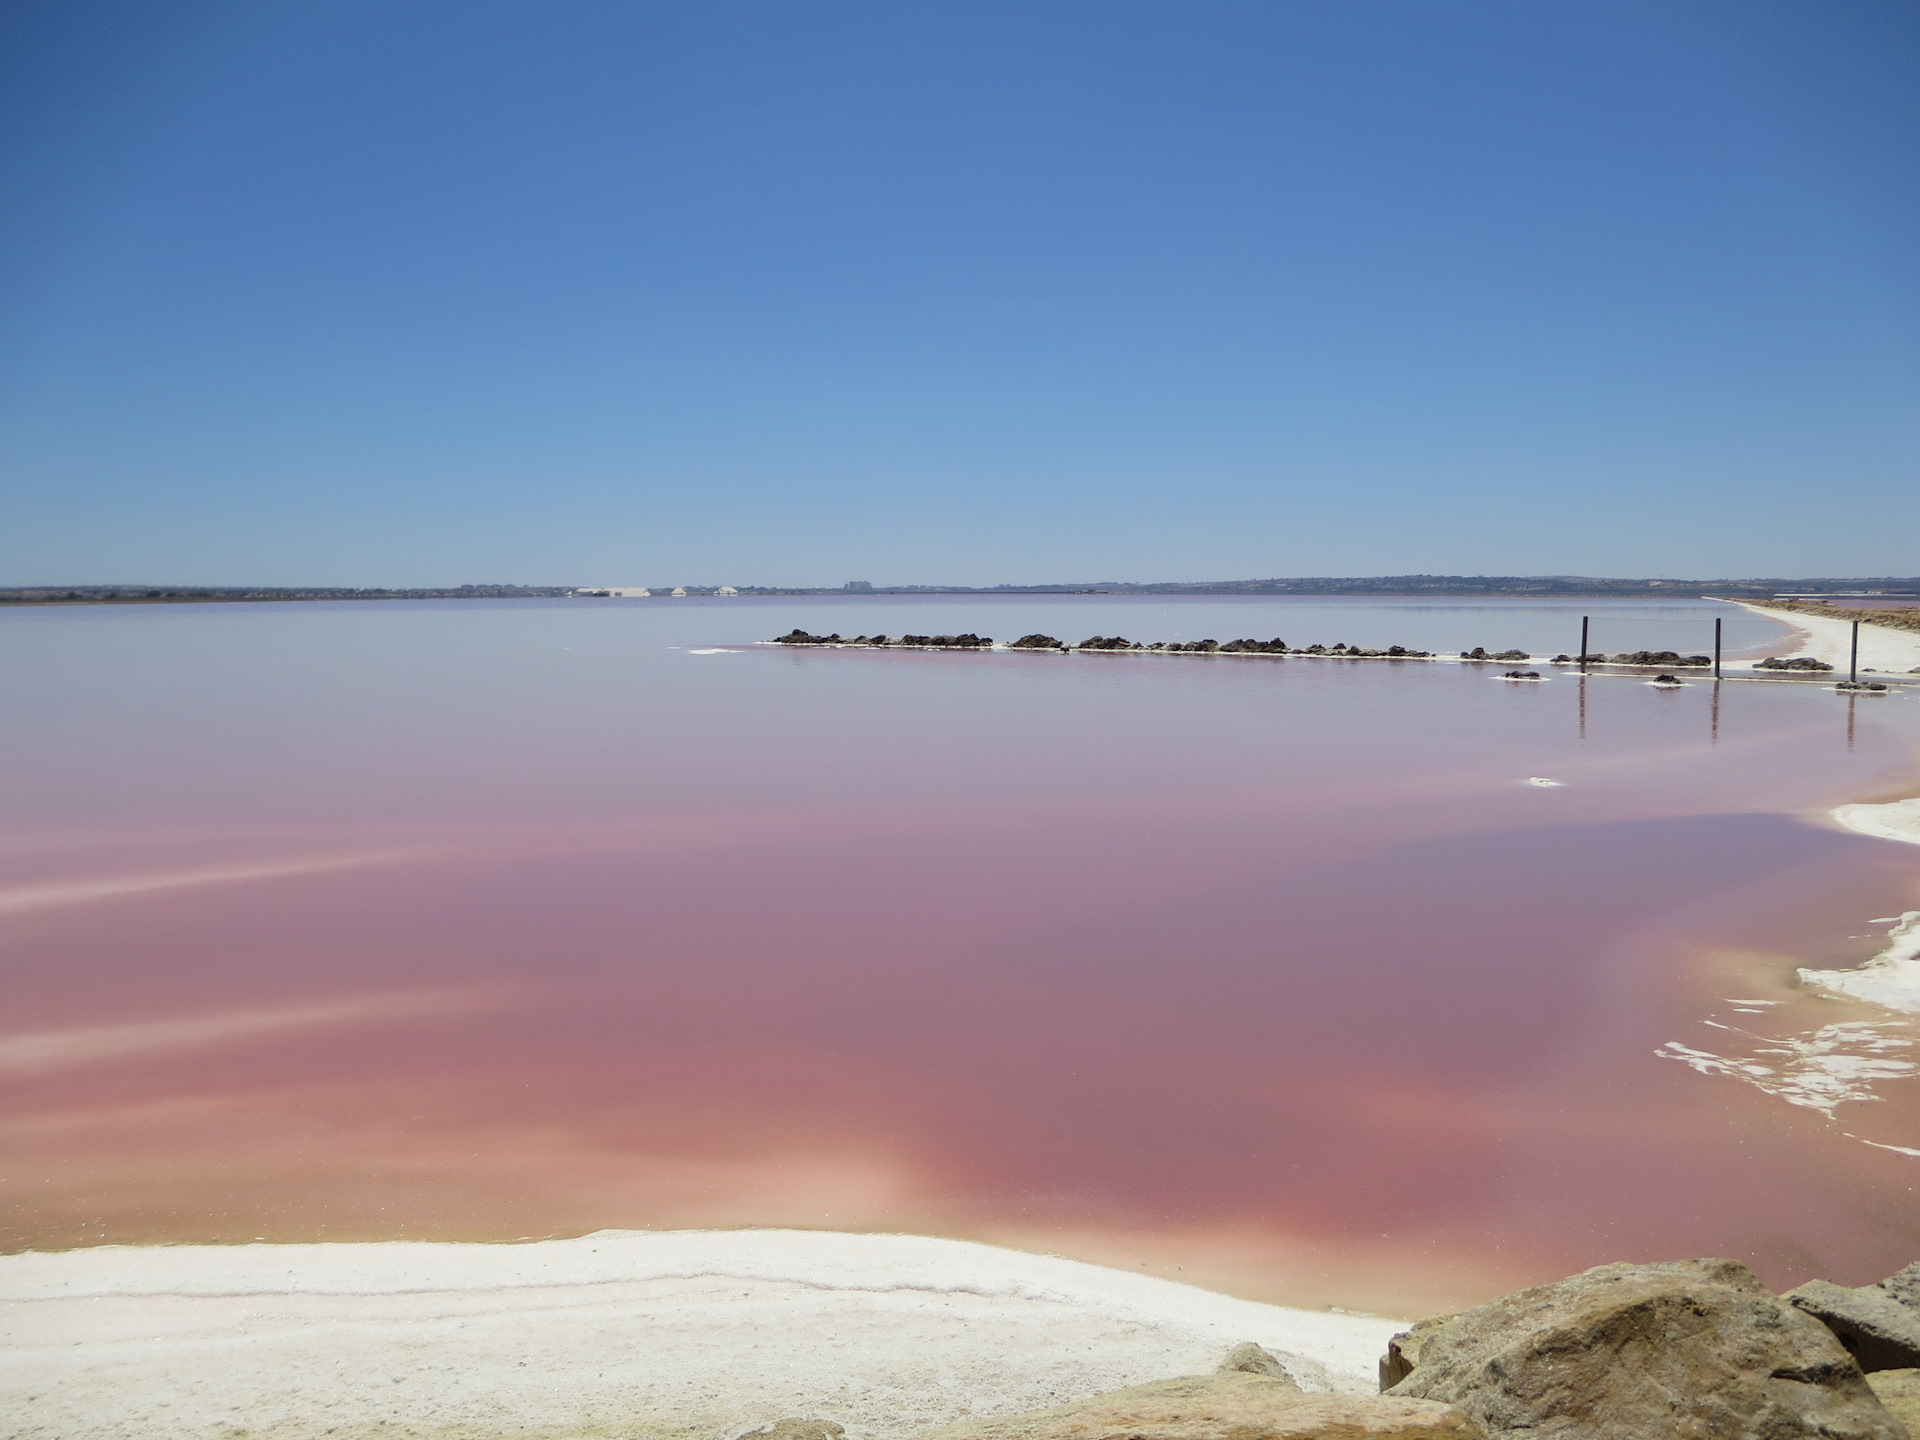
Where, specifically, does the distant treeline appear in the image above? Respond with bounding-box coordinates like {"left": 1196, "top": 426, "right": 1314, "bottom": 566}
{"left": 0, "top": 585, "right": 567, "bottom": 605}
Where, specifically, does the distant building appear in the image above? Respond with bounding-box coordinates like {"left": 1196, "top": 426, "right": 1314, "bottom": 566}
{"left": 670, "top": 587, "right": 688, "bottom": 597}
{"left": 569, "top": 587, "right": 650, "bottom": 597}
{"left": 844, "top": 581, "right": 873, "bottom": 592}
{"left": 715, "top": 586, "right": 739, "bottom": 596}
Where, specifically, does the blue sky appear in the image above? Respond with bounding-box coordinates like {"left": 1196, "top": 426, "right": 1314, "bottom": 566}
{"left": 2, "top": 1, "right": 1916, "bottom": 586}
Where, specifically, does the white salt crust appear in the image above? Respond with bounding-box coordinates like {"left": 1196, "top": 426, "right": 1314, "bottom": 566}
{"left": 0, "top": 1228, "right": 1405, "bottom": 1440}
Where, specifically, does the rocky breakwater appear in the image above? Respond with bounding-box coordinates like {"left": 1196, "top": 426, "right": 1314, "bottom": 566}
{"left": 775, "top": 629, "right": 993, "bottom": 649}
{"left": 1065, "top": 636, "right": 1436, "bottom": 657}
{"left": 1547, "top": 650, "right": 1714, "bottom": 668}
{"left": 771, "top": 631, "right": 1439, "bottom": 659}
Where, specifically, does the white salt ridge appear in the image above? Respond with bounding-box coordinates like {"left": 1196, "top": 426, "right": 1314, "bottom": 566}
{"left": 1833, "top": 798, "right": 1920, "bottom": 849}
{"left": 1800, "top": 912, "right": 1920, "bottom": 1014}
{"left": 1656, "top": 1024, "right": 1919, "bottom": 1118}
{"left": 0, "top": 1229, "right": 1405, "bottom": 1440}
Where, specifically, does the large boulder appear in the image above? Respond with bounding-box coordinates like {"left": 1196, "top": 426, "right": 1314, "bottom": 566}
{"left": 1383, "top": 1258, "right": 1905, "bottom": 1439}
{"left": 1785, "top": 1266, "right": 1920, "bottom": 1371}
{"left": 908, "top": 1371, "right": 1482, "bottom": 1440}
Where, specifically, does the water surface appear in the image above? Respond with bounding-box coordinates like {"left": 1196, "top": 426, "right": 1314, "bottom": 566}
{"left": 3, "top": 596, "right": 1917, "bottom": 1313}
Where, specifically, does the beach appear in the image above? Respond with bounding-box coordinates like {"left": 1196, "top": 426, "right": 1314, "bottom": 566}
{"left": 1731, "top": 601, "right": 1920, "bottom": 676}
{"left": 1727, "top": 601, "right": 1920, "bottom": 847}
{"left": 0, "top": 1228, "right": 1400, "bottom": 1440}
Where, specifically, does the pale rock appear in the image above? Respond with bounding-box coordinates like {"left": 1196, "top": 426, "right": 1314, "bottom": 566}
{"left": 1786, "top": 1267, "right": 1920, "bottom": 1372}
{"left": 1219, "top": 1341, "right": 1302, "bottom": 1383}
{"left": 908, "top": 1370, "right": 1481, "bottom": 1440}
{"left": 1869, "top": 1371, "right": 1920, "bottom": 1436}
{"left": 738, "top": 1423, "right": 846, "bottom": 1440}
{"left": 1384, "top": 1257, "right": 1905, "bottom": 1439}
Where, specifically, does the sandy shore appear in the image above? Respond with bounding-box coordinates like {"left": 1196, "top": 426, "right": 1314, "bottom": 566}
{"left": 0, "top": 1228, "right": 1404, "bottom": 1440}
{"left": 1729, "top": 601, "right": 1920, "bottom": 675}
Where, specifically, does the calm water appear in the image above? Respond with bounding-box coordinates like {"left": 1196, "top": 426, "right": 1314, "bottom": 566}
{"left": 3, "top": 596, "right": 1918, "bottom": 1314}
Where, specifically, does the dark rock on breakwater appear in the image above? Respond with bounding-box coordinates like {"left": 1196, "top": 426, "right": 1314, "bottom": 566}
{"left": 1460, "top": 648, "right": 1531, "bottom": 662}
{"left": 1615, "top": 650, "right": 1711, "bottom": 667}
{"left": 1757, "top": 655, "right": 1836, "bottom": 671}
{"left": 1008, "top": 634, "right": 1065, "bottom": 649}
{"left": 1547, "top": 651, "right": 1713, "bottom": 667}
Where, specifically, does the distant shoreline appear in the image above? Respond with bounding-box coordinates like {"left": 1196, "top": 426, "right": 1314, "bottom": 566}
{"left": 7, "top": 576, "right": 1920, "bottom": 606}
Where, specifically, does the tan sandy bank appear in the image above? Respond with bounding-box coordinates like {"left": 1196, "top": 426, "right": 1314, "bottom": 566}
{"left": 0, "top": 1228, "right": 1404, "bottom": 1440}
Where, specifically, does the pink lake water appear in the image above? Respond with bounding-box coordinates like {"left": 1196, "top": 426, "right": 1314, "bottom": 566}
{"left": 3, "top": 596, "right": 1918, "bottom": 1314}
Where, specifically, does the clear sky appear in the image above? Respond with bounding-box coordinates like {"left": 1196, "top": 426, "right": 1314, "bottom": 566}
{"left": 2, "top": 1, "right": 1916, "bottom": 587}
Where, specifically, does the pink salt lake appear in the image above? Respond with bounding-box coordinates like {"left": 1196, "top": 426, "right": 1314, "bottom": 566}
{"left": 2, "top": 596, "right": 1917, "bottom": 1316}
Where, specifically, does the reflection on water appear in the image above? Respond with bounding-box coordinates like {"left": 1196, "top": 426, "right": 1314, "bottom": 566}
{"left": 1, "top": 597, "right": 1917, "bottom": 1314}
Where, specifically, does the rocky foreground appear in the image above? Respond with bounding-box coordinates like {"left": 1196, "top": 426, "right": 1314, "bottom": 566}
{"left": 776, "top": 1258, "right": 1920, "bottom": 1440}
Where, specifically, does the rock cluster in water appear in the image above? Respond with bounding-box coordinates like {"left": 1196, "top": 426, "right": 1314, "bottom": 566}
{"left": 1545, "top": 650, "right": 1712, "bottom": 667}
{"left": 1460, "top": 647, "right": 1532, "bottom": 662}
{"left": 783, "top": 631, "right": 1436, "bottom": 658}
{"left": 774, "top": 630, "right": 992, "bottom": 648}
{"left": 749, "top": 1257, "right": 1920, "bottom": 1440}
{"left": 1757, "top": 655, "right": 1837, "bottom": 671}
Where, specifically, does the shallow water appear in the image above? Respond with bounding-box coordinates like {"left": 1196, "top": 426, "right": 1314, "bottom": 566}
{"left": 3, "top": 596, "right": 1918, "bottom": 1313}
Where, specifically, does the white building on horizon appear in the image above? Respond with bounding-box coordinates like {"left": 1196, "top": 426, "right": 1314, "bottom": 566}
{"left": 569, "top": 587, "right": 650, "bottom": 598}
{"left": 715, "top": 586, "right": 739, "bottom": 596}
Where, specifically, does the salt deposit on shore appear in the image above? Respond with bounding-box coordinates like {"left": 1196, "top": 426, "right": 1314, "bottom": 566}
{"left": 1833, "top": 797, "right": 1920, "bottom": 848}
{"left": 1801, "top": 912, "right": 1920, "bottom": 1015}
{"left": 0, "top": 1228, "right": 1403, "bottom": 1440}
{"left": 1730, "top": 601, "right": 1920, "bottom": 675}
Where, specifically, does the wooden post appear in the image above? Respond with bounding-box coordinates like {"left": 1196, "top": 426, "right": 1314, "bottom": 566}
{"left": 1580, "top": 616, "right": 1590, "bottom": 671}
{"left": 1850, "top": 620, "right": 1859, "bottom": 685}
{"left": 1713, "top": 617, "right": 1722, "bottom": 679}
